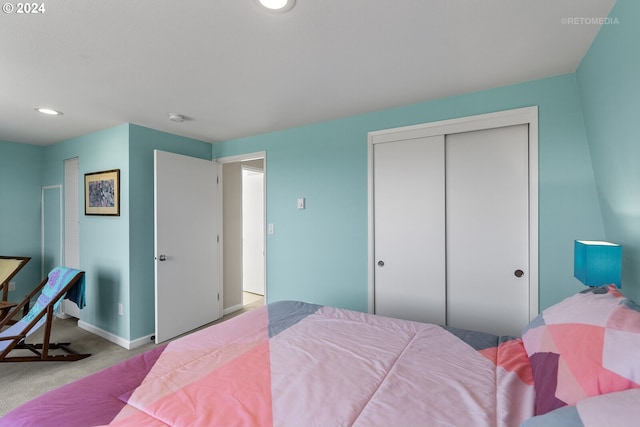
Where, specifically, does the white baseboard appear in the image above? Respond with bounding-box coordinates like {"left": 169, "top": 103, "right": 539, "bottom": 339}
{"left": 78, "top": 303, "right": 246, "bottom": 350}
{"left": 78, "top": 320, "right": 154, "bottom": 350}
{"left": 223, "top": 303, "right": 243, "bottom": 316}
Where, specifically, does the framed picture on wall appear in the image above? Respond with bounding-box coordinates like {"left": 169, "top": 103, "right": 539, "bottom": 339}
{"left": 84, "top": 169, "right": 120, "bottom": 216}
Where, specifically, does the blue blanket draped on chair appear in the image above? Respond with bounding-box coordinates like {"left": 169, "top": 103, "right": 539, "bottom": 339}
{"left": 64, "top": 270, "right": 86, "bottom": 309}
{"left": 0, "top": 267, "right": 85, "bottom": 354}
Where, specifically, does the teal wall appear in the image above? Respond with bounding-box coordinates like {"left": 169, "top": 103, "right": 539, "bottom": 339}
{"left": 214, "top": 73, "right": 604, "bottom": 312}
{"left": 42, "top": 125, "right": 131, "bottom": 338}
{"left": 128, "top": 124, "right": 212, "bottom": 339}
{"left": 42, "top": 185, "right": 62, "bottom": 275}
{"left": 576, "top": 0, "right": 640, "bottom": 302}
{"left": 0, "top": 141, "right": 43, "bottom": 296}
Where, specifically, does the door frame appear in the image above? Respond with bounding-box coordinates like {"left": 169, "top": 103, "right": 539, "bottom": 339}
{"left": 367, "top": 106, "right": 539, "bottom": 321}
{"left": 217, "top": 151, "right": 267, "bottom": 311}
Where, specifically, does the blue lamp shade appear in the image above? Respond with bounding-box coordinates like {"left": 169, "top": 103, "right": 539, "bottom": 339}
{"left": 574, "top": 240, "right": 622, "bottom": 288}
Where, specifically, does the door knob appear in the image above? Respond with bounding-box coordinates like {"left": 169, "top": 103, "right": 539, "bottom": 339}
{"left": 378, "top": 260, "right": 384, "bottom": 267}
{"left": 514, "top": 269, "right": 524, "bottom": 278}
{"left": 158, "top": 254, "right": 167, "bottom": 262}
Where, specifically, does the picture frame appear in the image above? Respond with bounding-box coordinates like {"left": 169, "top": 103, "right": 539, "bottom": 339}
{"left": 84, "top": 169, "right": 120, "bottom": 216}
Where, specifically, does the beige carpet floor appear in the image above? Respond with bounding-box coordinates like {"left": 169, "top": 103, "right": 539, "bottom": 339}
{"left": 0, "top": 294, "right": 264, "bottom": 417}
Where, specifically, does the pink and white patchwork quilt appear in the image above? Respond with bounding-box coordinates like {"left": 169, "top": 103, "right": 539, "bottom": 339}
{"left": 1, "top": 300, "right": 535, "bottom": 427}
{"left": 522, "top": 284, "right": 640, "bottom": 419}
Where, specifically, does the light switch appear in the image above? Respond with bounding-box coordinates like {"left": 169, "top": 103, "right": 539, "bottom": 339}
{"left": 268, "top": 223, "right": 274, "bottom": 234}
{"left": 297, "top": 198, "right": 305, "bottom": 209}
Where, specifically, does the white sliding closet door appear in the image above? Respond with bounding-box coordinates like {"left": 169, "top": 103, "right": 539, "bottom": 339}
{"left": 373, "top": 135, "right": 446, "bottom": 324}
{"left": 445, "top": 125, "right": 529, "bottom": 336}
{"left": 370, "top": 108, "right": 538, "bottom": 337}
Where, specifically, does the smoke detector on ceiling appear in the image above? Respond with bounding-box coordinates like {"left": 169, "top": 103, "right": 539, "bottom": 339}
{"left": 169, "top": 113, "right": 185, "bottom": 123}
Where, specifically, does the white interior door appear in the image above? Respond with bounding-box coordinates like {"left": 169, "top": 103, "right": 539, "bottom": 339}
{"left": 242, "top": 167, "right": 265, "bottom": 296}
{"left": 445, "top": 125, "right": 529, "bottom": 336}
{"left": 154, "top": 150, "right": 220, "bottom": 343}
{"left": 373, "top": 135, "right": 446, "bottom": 324}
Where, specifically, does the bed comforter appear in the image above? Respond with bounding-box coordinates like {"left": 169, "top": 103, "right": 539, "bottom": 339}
{"left": 1, "top": 301, "right": 535, "bottom": 426}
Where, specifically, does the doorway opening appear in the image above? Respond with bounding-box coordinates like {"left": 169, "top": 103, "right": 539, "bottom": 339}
{"left": 241, "top": 165, "right": 265, "bottom": 307}
{"left": 219, "top": 152, "right": 266, "bottom": 315}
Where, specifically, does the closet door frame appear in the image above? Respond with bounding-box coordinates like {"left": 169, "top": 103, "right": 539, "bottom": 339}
{"left": 367, "top": 106, "right": 539, "bottom": 322}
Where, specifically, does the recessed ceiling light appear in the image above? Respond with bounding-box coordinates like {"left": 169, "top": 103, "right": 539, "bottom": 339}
{"left": 255, "top": 0, "right": 295, "bottom": 13}
{"left": 35, "top": 107, "right": 63, "bottom": 116}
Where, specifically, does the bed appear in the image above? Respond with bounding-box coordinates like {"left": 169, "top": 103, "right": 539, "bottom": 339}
{"left": 2, "top": 285, "right": 639, "bottom": 426}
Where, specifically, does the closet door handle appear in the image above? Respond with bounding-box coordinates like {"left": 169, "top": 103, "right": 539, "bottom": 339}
{"left": 158, "top": 254, "right": 167, "bottom": 262}
{"left": 378, "top": 260, "right": 385, "bottom": 267}
{"left": 514, "top": 269, "right": 524, "bottom": 278}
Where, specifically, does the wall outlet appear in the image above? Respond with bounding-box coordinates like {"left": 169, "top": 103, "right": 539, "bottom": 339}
{"left": 8, "top": 282, "right": 16, "bottom": 292}
{"left": 118, "top": 303, "right": 123, "bottom": 316}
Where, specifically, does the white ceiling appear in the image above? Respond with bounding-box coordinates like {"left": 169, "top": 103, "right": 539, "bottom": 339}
{"left": 0, "top": 0, "right": 616, "bottom": 146}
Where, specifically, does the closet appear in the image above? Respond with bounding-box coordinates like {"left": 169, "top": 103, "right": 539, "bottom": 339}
{"left": 369, "top": 107, "right": 538, "bottom": 336}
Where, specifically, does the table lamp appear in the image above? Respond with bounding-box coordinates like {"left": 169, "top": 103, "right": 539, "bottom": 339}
{"left": 574, "top": 240, "right": 622, "bottom": 288}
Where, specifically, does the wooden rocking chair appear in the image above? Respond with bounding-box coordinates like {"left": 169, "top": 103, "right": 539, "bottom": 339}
{"left": 0, "top": 267, "right": 90, "bottom": 362}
